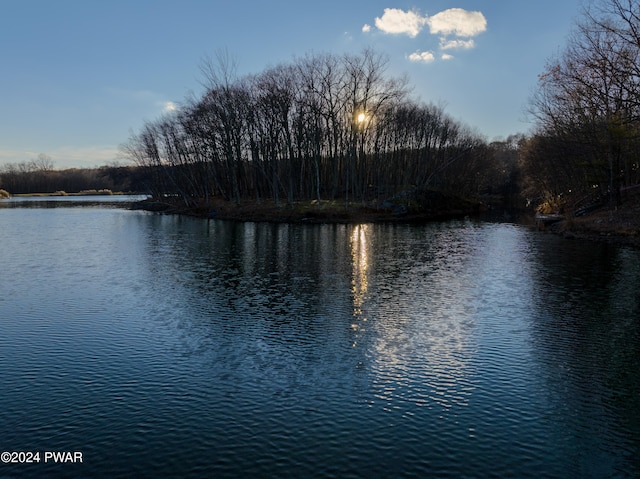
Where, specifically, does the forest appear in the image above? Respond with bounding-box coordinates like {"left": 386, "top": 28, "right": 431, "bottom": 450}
{"left": 119, "top": 48, "right": 506, "bottom": 214}
{"left": 2, "top": 0, "right": 639, "bottom": 225}
{"left": 0, "top": 156, "right": 149, "bottom": 196}
{"left": 523, "top": 0, "right": 640, "bottom": 214}
{"left": 118, "top": 0, "right": 640, "bottom": 218}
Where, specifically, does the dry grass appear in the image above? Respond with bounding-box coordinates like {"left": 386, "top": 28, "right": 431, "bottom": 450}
{"left": 13, "top": 189, "right": 117, "bottom": 197}
{"left": 72, "top": 189, "right": 113, "bottom": 196}
{"left": 14, "top": 191, "right": 68, "bottom": 196}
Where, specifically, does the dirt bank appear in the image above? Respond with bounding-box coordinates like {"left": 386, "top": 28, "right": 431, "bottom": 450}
{"left": 545, "top": 197, "right": 640, "bottom": 248}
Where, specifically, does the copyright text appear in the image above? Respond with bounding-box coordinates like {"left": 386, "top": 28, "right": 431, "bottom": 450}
{"left": 1, "top": 451, "right": 83, "bottom": 464}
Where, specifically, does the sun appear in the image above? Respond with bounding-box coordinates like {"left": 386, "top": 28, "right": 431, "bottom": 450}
{"left": 357, "top": 112, "right": 366, "bottom": 123}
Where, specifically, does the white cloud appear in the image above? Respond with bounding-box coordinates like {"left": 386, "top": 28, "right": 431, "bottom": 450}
{"left": 163, "top": 101, "right": 177, "bottom": 112}
{"left": 371, "top": 7, "right": 486, "bottom": 40}
{"left": 440, "top": 38, "right": 476, "bottom": 50}
{"left": 368, "top": 7, "right": 486, "bottom": 64}
{"left": 374, "top": 8, "right": 426, "bottom": 37}
{"left": 408, "top": 51, "right": 435, "bottom": 63}
{"left": 427, "top": 8, "right": 487, "bottom": 37}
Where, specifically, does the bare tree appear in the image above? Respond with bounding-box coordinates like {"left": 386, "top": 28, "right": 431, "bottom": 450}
{"left": 526, "top": 0, "right": 640, "bottom": 209}
{"left": 122, "top": 49, "right": 488, "bottom": 209}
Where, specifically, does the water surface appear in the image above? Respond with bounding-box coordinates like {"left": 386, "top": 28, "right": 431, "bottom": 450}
{"left": 0, "top": 205, "right": 638, "bottom": 478}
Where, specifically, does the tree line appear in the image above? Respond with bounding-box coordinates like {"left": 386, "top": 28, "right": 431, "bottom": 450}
{"left": 523, "top": 0, "right": 640, "bottom": 212}
{"left": 11, "top": 0, "right": 634, "bottom": 217}
{"left": 0, "top": 156, "right": 149, "bottom": 195}
{"left": 122, "top": 49, "right": 501, "bottom": 209}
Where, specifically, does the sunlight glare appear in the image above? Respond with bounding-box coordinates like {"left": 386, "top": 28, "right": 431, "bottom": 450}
{"left": 351, "top": 224, "right": 369, "bottom": 319}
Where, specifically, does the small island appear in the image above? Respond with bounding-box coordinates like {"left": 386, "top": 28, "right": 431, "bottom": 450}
{"left": 133, "top": 188, "right": 485, "bottom": 224}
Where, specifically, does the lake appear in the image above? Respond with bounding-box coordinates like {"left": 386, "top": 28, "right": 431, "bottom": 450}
{"left": 1, "top": 199, "right": 639, "bottom": 478}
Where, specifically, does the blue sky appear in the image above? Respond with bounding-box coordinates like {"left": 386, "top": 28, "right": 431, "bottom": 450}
{"left": 0, "top": 0, "right": 584, "bottom": 169}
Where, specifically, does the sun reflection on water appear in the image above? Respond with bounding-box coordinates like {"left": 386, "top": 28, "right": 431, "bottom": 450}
{"left": 360, "top": 225, "right": 481, "bottom": 413}
{"left": 350, "top": 224, "right": 370, "bottom": 346}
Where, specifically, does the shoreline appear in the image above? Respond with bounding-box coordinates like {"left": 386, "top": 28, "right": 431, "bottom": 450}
{"left": 133, "top": 194, "right": 485, "bottom": 225}
{"left": 136, "top": 195, "right": 640, "bottom": 249}
{"left": 539, "top": 202, "right": 640, "bottom": 249}
{"left": 5, "top": 191, "right": 636, "bottom": 248}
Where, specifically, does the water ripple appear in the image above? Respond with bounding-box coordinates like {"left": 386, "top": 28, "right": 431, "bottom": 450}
{"left": 1, "top": 211, "right": 639, "bottom": 478}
